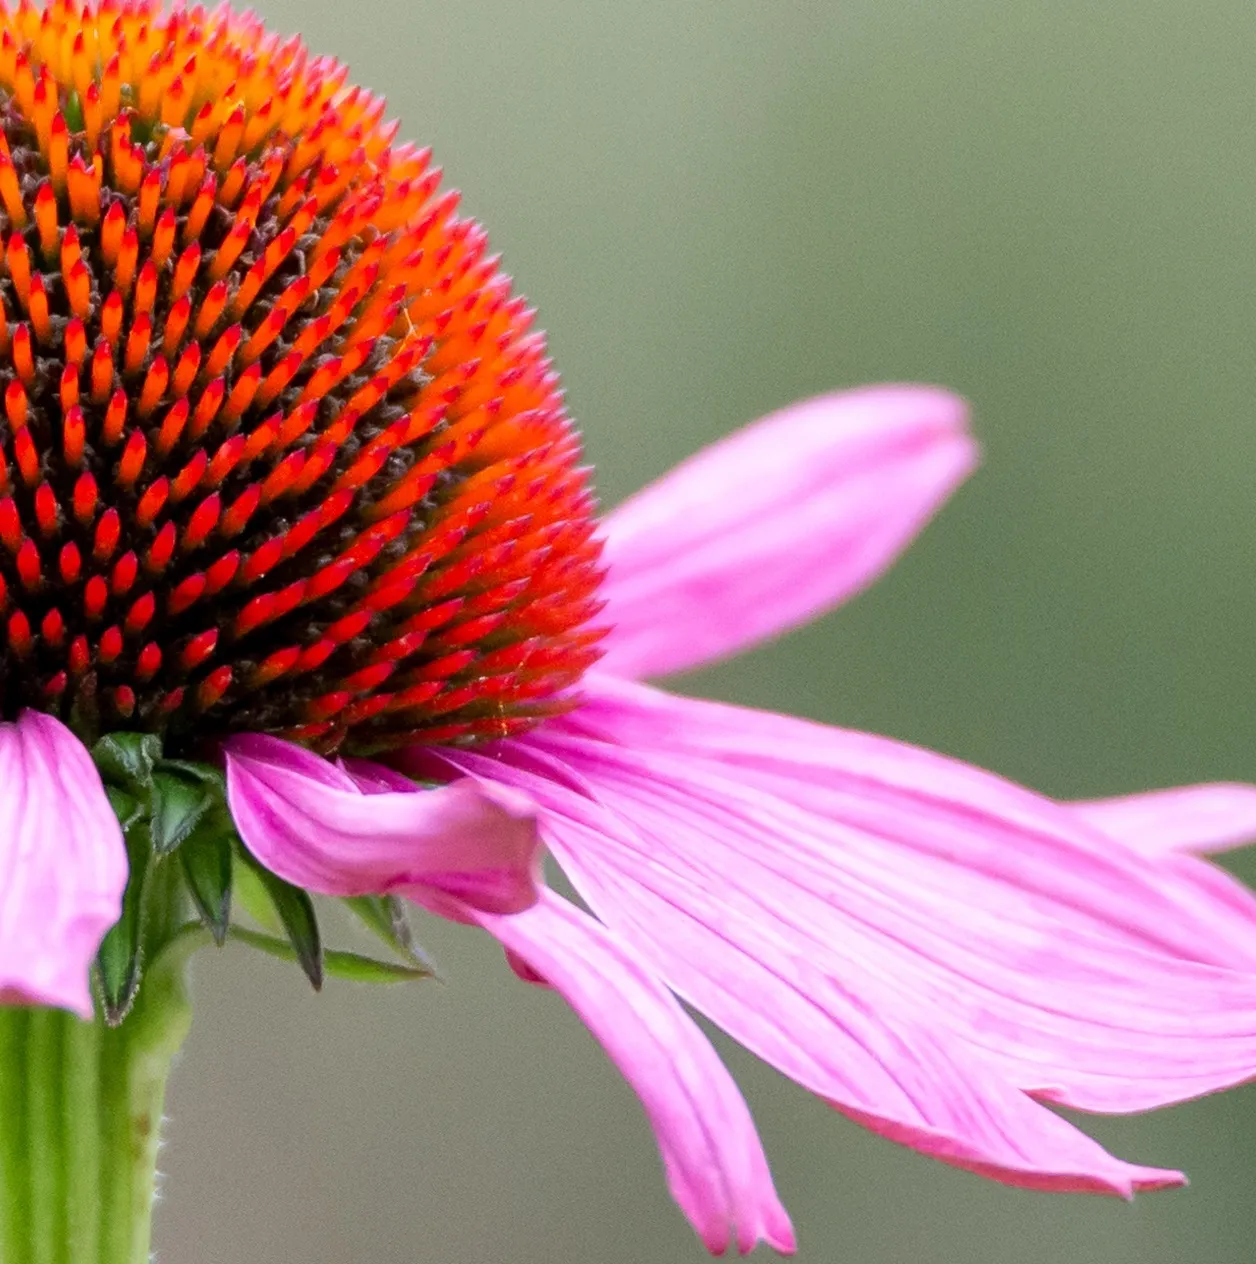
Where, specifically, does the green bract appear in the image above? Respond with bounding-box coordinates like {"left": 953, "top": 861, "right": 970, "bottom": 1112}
{"left": 90, "top": 732, "right": 434, "bottom": 1025}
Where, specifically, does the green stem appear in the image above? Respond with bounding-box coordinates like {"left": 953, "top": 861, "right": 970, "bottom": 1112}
{"left": 0, "top": 931, "right": 196, "bottom": 1264}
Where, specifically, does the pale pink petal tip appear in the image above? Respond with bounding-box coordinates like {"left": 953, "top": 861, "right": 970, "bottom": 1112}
{"left": 476, "top": 892, "right": 795, "bottom": 1256}
{"left": 0, "top": 711, "right": 127, "bottom": 1018}
{"left": 224, "top": 733, "right": 542, "bottom": 915}
{"left": 598, "top": 385, "right": 978, "bottom": 678}
{"left": 1073, "top": 783, "right": 1256, "bottom": 856}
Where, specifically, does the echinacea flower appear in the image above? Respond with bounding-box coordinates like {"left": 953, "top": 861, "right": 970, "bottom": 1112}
{"left": 4, "top": 3, "right": 1256, "bottom": 1260}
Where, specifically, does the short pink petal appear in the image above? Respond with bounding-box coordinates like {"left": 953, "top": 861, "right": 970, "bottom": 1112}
{"left": 0, "top": 712, "right": 127, "bottom": 1018}
{"left": 597, "top": 386, "right": 977, "bottom": 678}
{"left": 402, "top": 675, "right": 1256, "bottom": 1122}
{"left": 1072, "top": 784, "right": 1256, "bottom": 856}
{"left": 474, "top": 890, "right": 795, "bottom": 1255}
{"left": 224, "top": 734, "right": 541, "bottom": 914}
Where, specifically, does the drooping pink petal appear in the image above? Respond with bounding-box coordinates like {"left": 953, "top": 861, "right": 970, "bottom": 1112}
{"left": 597, "top": 386, "right": 977, "bottom": 678}
{"left": 412, "top": 744, "right": 1180, "bottom": 1196}
{"left": 472, "top": 890, "right": 795, "bottom": 1256}
{"left": 0, "top": 711, "right": 127, "bottom": 1018}
{"left": 1072, "top": 784, "right": 1256, "bottom": 856}
{"left": 224, "top": 734, "right": 541, "bottom": 915}
{"left": 400, "top": 674, "right": 1256, "bottom": 1123}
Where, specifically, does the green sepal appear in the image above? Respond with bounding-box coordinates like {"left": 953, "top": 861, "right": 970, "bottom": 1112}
{"left": 179, "top": 810, "right": 235, "bottom": 946}
{"left": 149, "top": 766, "right": 217, "bottom": 855}
{"left": 93, "top": 740, "right": 230, "bottom": 1019}
{"left": 93, "top": 733, "right": 434, "bottom": 999}
{"left": 92, "top": 739, "right": 228, "bottom": 1022}
{"left": 94, "top": 820, "right": 153, "bottom": 1026}
{"left": 229, "top": 850, "right": 285, "bottom": 934}
{"left": 343, "top": 895, "right": 439, "bottom": 976}
{"left": 93, "top": 738, "right": 223, "bottom": 857}
{"left": 237, "top": 850, "right": 324, "bottom": 990}
{"left": 92, "top": 732, "right": 162, "bottom": 796}
{"left": 230, "top": 926, "right": 433, "bottom": 984}
{"left": 105, "top": 786, "right": 144, "bottom": 833}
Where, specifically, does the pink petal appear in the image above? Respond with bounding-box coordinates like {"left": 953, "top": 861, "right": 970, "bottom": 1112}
{"left": 224, "top": 734, "right": 541, "bottom": 915}
{"left": 420, "top": 747, "right": 1176, "bottom": 1195}
{"left": 0, "top": 712, "right": 127, "bottom": 1018}
{"left": 1072, "top": 784, "right": 1256, "bottom": 856}
{"left": 597, "top": 386, "right": 977, "bottom": 678}
{"left": 401, "top": 674, "right": 1256, "bottom": 1126}
{"left": 473, "top": 890, "right": 795, "bottom": 1256}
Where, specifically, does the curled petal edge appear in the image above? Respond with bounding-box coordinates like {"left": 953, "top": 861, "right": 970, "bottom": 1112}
{"left": 224, "top": 733, "right": 542, "bottom": 916}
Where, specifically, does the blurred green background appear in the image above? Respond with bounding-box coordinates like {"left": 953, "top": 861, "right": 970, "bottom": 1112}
{"left": 158, "top": 1, "right": 1256, "bottom": 1260}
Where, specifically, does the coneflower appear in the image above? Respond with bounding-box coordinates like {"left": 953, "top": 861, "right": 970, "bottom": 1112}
{"left": 5, "top": 3, "right": 1256, "bottom": 1260}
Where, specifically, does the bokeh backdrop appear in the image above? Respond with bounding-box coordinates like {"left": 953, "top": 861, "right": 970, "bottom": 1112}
{"left": 157, "top": 1, "right": 1256, "bottom": 1260}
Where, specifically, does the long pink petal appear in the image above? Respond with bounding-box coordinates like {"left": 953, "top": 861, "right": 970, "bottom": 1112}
{"left": 1072, "top": 784, "right": 1256, "bottom": 856}
{"left": 416, "top": 745, "right": 1178, "bottom": 1196}
{"left": 0, "top": 712, "right": 127, "bottom": 1018}
{"left": 473, "top": 890, "right": 795, "bottom": 1256}
{"left": 401, "top": 675, "right": 1256, "bottom": 1121}
{"left": 224, "top": 734, "right": 541, "bottom": 915}
{"left": 597, "top": 386, "right": 977, "bottom": 678}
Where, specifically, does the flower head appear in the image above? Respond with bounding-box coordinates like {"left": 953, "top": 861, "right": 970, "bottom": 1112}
{"left": 0, "top": 0, "right": 602, "bottom": 755}
{"left": 5, "top": 4, "right": 1256, "bottom": 1258}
